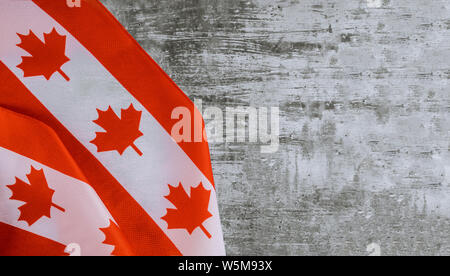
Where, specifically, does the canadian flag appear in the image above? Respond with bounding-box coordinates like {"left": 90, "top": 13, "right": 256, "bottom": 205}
{"left": 0, "top": 0, "right": 225, "bottom": 256}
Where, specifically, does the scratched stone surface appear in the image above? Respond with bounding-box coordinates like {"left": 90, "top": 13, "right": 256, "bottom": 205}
{"left": 100, "top": 0, "right": 450, "bottom": 256}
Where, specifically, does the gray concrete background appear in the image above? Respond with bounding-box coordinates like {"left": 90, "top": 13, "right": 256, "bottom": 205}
{"left": 100, "top": 0, "right": 450, "bottom": 256}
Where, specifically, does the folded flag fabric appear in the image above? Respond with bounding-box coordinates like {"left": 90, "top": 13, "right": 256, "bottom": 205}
{"left": 0, "top": 0, "right": 225, "bottom": 256}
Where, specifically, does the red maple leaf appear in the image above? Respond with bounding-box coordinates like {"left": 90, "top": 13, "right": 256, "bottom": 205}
{"left": 162, "top": 183, "right": 213, "bottom": 239}
{"left": 16, "top": 28, "right": 70, "bottom": 81}
{"left": 100, "top": 220, "right": 134, "bottom": 256}
{"left": 7, "top": 166, "right": 65, "bottom": 226}
{"left": 91, "top": 104, "right": 144, "bottom": 156}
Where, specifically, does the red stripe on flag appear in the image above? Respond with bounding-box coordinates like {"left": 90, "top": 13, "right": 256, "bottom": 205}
{"left": 0, "top": 222, "right": 67, "bottom": 256}
{"left": 0, "top": 107, "right": 86, "bottom": 182}
{"left": 32, "top": 0, "right": 215, "bottom": 187}
{"left": 0, "top": 62, "right": 181, "bottom": 256}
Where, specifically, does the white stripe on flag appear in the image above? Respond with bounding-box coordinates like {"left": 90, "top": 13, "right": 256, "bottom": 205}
{"left": 0, "top": 0, "right": 225, "bottom": 255}
{"left": 0, "top": 147, "right": 115, "bottom": 256}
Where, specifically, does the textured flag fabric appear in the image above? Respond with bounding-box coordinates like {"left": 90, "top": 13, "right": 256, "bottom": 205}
{"left": 0, "top": 0, "right": 225, "bottom": 256}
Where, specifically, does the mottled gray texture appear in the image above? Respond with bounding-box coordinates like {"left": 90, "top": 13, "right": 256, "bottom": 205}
{"left": 100, "top": 0, "right": 450, "bottom": 256}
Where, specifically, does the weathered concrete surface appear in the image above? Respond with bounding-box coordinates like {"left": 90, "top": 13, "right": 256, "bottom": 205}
{"left": 100, "top": 0, "right": 450, "bottom": 255}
